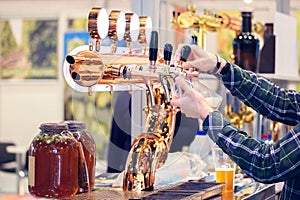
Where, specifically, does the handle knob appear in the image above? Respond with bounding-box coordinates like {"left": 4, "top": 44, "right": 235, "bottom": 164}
{"left": 163, "top": 43, "right": 173, "bottom": 62}
{"left": 149, "top": 31, "right": 158, "bottom": 62}
{"left": 180, "top": 45, "right": 191, "bottom": 62}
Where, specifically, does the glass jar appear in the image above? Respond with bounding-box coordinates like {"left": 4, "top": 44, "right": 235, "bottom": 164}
{"left": 64, "top": 121, "right": 96, "bottom": 192}
{"left": 28, "top": 123, "right": 79, "bottom": 198}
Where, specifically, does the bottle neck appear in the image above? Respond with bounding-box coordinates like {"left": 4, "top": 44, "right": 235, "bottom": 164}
{"left": 241, "top": 12, "right": 252, "bottom": 34}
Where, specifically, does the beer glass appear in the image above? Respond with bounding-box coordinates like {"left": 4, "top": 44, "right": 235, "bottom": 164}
{"left": 212, "top": 146, "right": 236, "bottom": 194}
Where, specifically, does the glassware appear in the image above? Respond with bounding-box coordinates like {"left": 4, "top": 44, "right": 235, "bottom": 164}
{"left": 212, "top": 146, "right": 236, "bottom": 194}
{"left": 64, "top": 120, "right": 96, "bottom": 193}
{"left": 191, "top": 78, "right": 223, "bottom": 110}
{"left": 28, "top": 123, "right": 79, "bottom": 198}
{"left": 232, "top": 11, "right": 260, "bottom": 72}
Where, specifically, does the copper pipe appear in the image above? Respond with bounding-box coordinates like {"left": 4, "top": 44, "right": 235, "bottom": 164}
{"left": 123, "top": 103, "right": 177, "bottom": 191}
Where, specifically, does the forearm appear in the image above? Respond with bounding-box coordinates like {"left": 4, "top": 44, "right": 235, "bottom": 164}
{"left": 203, "top": 111, "right": 300, "bottom": 183}
{"left": 221, "top": 63, "right": 300, "bottom": 125}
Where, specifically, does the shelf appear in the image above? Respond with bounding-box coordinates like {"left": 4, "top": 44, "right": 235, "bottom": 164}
{"left": 258, "top": 73, "right": 300, "bottom": 83}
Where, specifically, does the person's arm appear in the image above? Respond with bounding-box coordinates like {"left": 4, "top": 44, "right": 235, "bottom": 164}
{"left": 221, "top": 63, "right": 300, "bottom": 126}
{"left": 203, "top": 110, "right": 300, "bottom": 184}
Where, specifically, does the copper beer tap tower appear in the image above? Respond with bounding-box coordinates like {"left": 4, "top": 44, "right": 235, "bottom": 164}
{"left": 63, "top": 7, "right": 194, "bottom": 192}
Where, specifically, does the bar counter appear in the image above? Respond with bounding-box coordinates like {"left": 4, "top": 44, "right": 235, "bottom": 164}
{"left": 0, "top": 178, "right": 280, "bottom": 200}
{"left": 67, "top": 180, "right": 277, "bottom": 200}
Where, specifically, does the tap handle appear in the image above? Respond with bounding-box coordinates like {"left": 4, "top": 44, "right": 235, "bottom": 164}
{"left": 149, "top": 31, "right": 158, "bottom": 62}
{"left": 163, "top": 43, "right": 173, "bottom": 62}
{"left": 180, "top": 45, "right": 191, "bottom": 62}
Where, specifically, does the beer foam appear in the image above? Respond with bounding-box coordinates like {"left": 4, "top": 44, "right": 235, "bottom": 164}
{"left": 215, "top": 167, "right": 235, "bottom": 171}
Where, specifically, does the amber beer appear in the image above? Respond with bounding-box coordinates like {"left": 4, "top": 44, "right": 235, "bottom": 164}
{"left": 212, "top": 146, "right": 236, "bottom": 195}
{"left": 215, "top": 167, "right": 235, "bottom": 193}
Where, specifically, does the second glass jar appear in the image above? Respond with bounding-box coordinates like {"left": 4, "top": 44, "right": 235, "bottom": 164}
{"left": 64, "top": 120, "right": 96, "bottom": 193}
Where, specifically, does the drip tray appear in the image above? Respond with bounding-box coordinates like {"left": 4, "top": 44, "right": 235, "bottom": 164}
{"left": 140, "top": 181, "right": 224, "bottom": 200}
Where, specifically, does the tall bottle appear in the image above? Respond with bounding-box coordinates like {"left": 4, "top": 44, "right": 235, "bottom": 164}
{"left": 189, "top": 130, "right": 215, "bottom": 172}
{"left": 233, "top": 11, "right": 260, "bottom": 72}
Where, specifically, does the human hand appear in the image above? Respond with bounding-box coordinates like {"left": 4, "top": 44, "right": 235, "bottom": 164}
{"left": 170, "top": 77, "right": 214, "bottom": 120}
{"left": 174, "top": 44, "right": 226, "bottom": 74}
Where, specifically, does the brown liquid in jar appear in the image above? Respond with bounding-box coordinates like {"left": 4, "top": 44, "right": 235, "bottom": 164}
{"left": 28, "top": 123, "right": 79, "bottom": 198}
{"left": 64, "top": 121, "right": 96, "bottom": 192}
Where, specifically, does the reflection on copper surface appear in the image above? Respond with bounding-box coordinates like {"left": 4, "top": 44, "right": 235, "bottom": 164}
{"left": 124, "top": 12, "right": 139, "bottom": 43}
{"left": 123, "top": 89, "right": 177, "bottom": 191}
{"left": 138, "top": 16, "right": 152, "bottom": 44}
{"left": 88, "top": 7, "right": 108, "bottom": 39}
{"left": 108, "top": 10, "right": 125, "bottom": 41}
{"left": 66, "top": 50, "right": 104, "bottom": 87}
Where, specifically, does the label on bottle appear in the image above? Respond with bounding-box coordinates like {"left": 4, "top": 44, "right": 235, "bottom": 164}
{"left": 28, "top": 156, "right": 35, "bottom": 187}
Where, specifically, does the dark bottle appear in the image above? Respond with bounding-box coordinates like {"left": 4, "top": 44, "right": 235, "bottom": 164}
{"left": 28, "top": 123, "right": 79, "bottom": 198}
{"left": 259, "top": 23, "right": 275, "bottom": 73}
{"left": 64, "top": 121, "right": 96, "bottom": 193}
{"left": 263, "top": 23, "right": 274, "bottom": 42}
{"left": 233, "top": 11, "right": 260, "bottom": 72}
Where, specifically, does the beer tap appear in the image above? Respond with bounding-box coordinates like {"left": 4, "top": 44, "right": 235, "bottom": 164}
{"left": 161, "top": 43, "right": 173, "bottom": 102}
{"left": 177, "top": 45, "right": 191, "bottom": 73}
{"left": 88, "top": 7, "right": 109, "bottom": 52}
{"left": 149, "top": 31, "right": 158, "bottom": 68}
{"left": 146, "top": 31, "right": 159, "bottom": 107}
{"left": 108, "top": 10, "right": 126, "bottom": 53}
{"left": 124, "top": 12, "right": 139, "bottom": 54}
{"left": 163, "top": 43, "right": 173, "bottom": 67}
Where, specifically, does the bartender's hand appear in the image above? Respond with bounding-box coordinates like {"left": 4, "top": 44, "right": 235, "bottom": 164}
{"left": 175, "top": 44, "right": 227, "bottom": 74}
{"left": 170, "top": 77, "right": 213, "bottom": 120}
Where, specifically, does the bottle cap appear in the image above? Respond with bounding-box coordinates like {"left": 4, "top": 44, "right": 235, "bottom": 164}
{"left": 268, "top": 134, "right": 272, "bottom": 140}
{"left": 196, "top": 130, "right": 206, "bottom": 136}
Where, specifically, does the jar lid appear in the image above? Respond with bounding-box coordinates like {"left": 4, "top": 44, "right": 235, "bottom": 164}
{"left": 39, "top": 123, "right": 68, "bottom": 132}
{"left": 63, "top": 120, "right": 86, "bottom": 130}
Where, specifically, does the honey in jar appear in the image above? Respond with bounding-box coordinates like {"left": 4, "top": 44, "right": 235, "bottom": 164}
{"left": 28, "top": 123, "right": 79, "bottom": 198}
{"left": 64, "top": 120, "right": 96, "bottom": 192}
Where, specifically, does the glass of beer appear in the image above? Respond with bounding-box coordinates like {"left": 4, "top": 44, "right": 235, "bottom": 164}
{"left": 212, "top": 146, "right": 236, "bottom": 194}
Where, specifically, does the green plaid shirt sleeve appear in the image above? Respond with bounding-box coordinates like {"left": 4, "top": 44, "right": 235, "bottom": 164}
{"left": 203, "top": 63, "right": 300, "bottom": 200}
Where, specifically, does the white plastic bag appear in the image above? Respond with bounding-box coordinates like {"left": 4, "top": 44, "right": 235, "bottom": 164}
{"left": 154, "top": 152, "right": 208, "bottom": 188}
